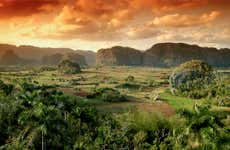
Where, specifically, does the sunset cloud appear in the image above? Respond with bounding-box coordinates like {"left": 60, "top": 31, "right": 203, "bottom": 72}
{"left": 149, "top": 11, "right": 221, "bottom": 28}
{"left": 126, "top": 27, "right": 162, "bottom": 39}
{"left": 0, "top": 0, "right": 230, "bottom": 50}
{"left": 0, "top": 0, "right": 62, "bottom": 19}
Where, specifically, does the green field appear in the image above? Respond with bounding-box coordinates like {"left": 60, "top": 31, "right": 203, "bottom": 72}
{"left": 1, "top": 66, "right": 229, "bottom": 114}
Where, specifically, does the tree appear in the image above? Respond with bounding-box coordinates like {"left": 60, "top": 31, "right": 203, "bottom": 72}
{"left": 58, "top": 60, "right": 81, "bottom": 74}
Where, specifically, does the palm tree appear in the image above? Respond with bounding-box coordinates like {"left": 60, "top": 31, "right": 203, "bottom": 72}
{"left": 18, "top": 101, "right": 66, "bottom": 149}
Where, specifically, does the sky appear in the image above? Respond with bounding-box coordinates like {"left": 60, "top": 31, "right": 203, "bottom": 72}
{"left": 0, "top": 0, "right": 230, "bottom": 51}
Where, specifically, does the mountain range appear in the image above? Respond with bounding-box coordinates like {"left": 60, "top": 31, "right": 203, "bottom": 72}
{"left": 0, "top": 44, "right": 96, "bottom": 66}
{"left": 97, "top": 43, "right": 230, "bottom": 67}
{"left": 0, "top": 43, "right": 229, "bottom": 67}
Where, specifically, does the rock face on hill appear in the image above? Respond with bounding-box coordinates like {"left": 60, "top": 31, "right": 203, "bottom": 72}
{"left": 17, "top": 46, "right": 74, "bottom": 61}
{"left": 42, "top": 53, "right": 63, "bottom": 66}
{"left": 63, "top": 53, "right": 87, "bottom": 66}
{"left": 219, "top": 49, "right": 230, "bottom": 67}
{"left": 143, "top": 43, "right": 229, "bottom": 67}
{"left": 96, "top": 43, "right": 230, "bottom": 67}
{"left": 0, "top": 50, "right": 33, "bottom": 65}
{"left": 97, "top": 46, "right": 143, "bottom": 66}
{"left": 75, "top": 50, "right": 96, "bottom": 66}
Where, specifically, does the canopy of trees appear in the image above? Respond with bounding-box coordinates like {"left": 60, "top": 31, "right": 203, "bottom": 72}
{"left": 0, "top": 80, "right": 229, "bottom": 149}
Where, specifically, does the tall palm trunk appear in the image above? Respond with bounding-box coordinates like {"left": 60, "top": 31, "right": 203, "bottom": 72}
{"left": 42, "top": 131, "right": 45, "bottom": 150}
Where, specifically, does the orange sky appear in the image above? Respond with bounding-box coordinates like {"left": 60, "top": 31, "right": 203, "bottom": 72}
{"left": 0, "top": 0, "right": 230, "bottom": 50}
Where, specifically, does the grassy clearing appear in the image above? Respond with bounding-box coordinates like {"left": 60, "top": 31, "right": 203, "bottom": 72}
{"left": 160, "top": 90, "right": 203, "bottom": 110}
{"left": 160, "top": 89, "right": 230, "bottom": 117}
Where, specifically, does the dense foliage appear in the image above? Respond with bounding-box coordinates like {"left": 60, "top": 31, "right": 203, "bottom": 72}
{"left": 0, "top": 80, "right": 229, "bottom": 149}
{"left": 58, "top": 60, "right": 81, "bottom": 74}
{"left": 88, "top": 87, "right": 127, "bottom": 102}
{"left": 0, "top": 80, "right": 14, "bottom": 95}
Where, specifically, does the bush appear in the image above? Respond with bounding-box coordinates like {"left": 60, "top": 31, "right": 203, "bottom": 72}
{"left": 147, "top": 80, "right": 160, "bottom": 88}
{"left": 213, "top": 96, "right": 230, "bottom": 107}
{"left": 170, "top": 60, "right": 215, "bottom": 99}
{"left": 177, "top": 105, "right": 230, "bottom": 149}
{"left": 58, "top": 60, "right": 81, "bottom": 74}
{"left": 115, "top": 83, "right": 141, "bottom": 90}
{"left": 212, "top": 79, "right": 230, "bottom": 106}
{"left": 125, "top": 75, "right": 135, "bottom": 82}
{"left": 39, "top": 66, "right": 57, "bottom": 72}
{"left": 119, "top": 111, "right": 187, "bottom": 150}
{"left": 88, "top": 88, "right": 126, "bottom": 102}
{"left": 69, "top": 79, "right": 80, "bottom": 85}
{"left": 0, "top": 80, "right": 14, "bottom": 95}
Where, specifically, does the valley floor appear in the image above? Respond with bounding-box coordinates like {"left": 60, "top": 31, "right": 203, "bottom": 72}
{"left": 1, "top": 66, "right": 229, "bottom": 116}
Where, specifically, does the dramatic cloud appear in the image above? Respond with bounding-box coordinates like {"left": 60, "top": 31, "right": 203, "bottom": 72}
{"left": 0, "top": 0, "right": 230, "bottom": 50}
{"left": 0, "top": 0, "right": 62, "bottom": 19}
{"left": 126, "top": 27, "right": 162, "bottom": 39}
{"left": 149, "top": 11, "right": 221, "bottom": 27}
{"left": 22, "top": 0, "right": 135, "bottom": 41}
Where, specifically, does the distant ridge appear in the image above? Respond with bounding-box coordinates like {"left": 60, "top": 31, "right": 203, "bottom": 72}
{"left": 0, "top": 43, "right": 229, "bottom": 67}
{"left": 0, "top": 44, "right": 96, "bottom": 66}
{"left": 97, "top": 46, "right": 142, "bottom": 66}
{"left": 97, "top": 43, "right": 230, "bottom": 67}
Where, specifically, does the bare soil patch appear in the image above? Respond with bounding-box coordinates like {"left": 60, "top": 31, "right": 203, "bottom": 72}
{"left": 137, "top": 102, "right": 176, "bottom": 117}
{"left": 60, "top": 88, "right": 91, "bottom": 97}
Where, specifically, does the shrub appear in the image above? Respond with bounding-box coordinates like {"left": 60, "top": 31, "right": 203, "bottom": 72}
{"left": 147, "top": 80, "right": 160, "bottom": 88}
{"left": 0, "top": 80, "right": 14, "bottom": 95}
{"left": 39, "top": 66, "right": 57, "bottom": 72}
{"left": 214, "top": 96, "right": 230, "bottom": 107}
{"left": 88, "top": 88, "right": 126, "bottom": 102}
{"left": 170, "top": 60, "right": 215, "bottom": 98}
{"left": 211, "top": 78, "right": 230, "bottom": 106}
{"left": 120, "top": 111, "right": 186, "bottom": 149}
{"left": 125, "top": 75, "right": 135, "bottom": 82}
{"left": 177, "top": 105, "right": 230, "bottom": 149}
{"left": 69, "top": 79, "right": 80, "bottom": 85}
{"left": 58, "top": 60, "right": 81, "bottom": 74}
{"left": 115, "top": 83, "right": 141, "bottom": 90}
